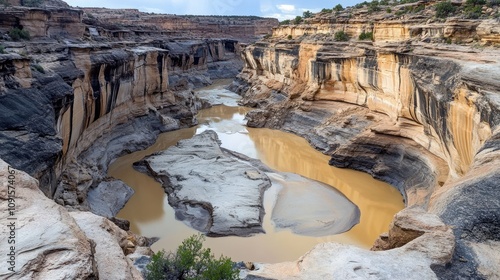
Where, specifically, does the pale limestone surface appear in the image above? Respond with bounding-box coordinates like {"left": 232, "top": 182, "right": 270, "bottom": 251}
{"left": 0, "top": 159, "right": 97, "bottom": 279}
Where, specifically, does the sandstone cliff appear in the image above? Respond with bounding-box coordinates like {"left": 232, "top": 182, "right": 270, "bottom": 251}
{"left": 233, "top": 2, "right": 500, "bottom": 279}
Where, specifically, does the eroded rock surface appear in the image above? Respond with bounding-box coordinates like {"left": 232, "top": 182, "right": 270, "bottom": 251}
{"left": 71, "top": 211, "right": 143, "bottom": 280}
{"left": 87, "top": 179, "right": 134, "bottom": 218}
{"left": 246, "top": 207, "right": 454, "bottom": 280}
{"left": 140, "top": 130, "right": 271, "bottom": 236}
{"left": 0, "top": 159, "right": 97, "bottom": 279}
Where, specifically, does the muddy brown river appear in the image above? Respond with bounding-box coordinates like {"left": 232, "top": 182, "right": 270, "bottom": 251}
{"left": 109, "top": 81, "right": 404, "bottom": 263}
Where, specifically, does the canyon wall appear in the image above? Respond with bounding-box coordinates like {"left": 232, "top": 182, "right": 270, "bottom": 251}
{"left": 0, "top": 38, "right": 241, "bottom": 211}
{"left": 81, "top": 8, "right": 278, "bottom": 40}
{"left": 234, "top": 14, "right": 500, "bottom": 279}
{"left": 0, "top": 6, "right": 84, "bottom": 38}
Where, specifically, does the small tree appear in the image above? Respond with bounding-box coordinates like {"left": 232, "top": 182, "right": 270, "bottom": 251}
{"left": 334, "top": 4, "right": 344, "bottom": 11}
{"left": 280, "top": 19, "right": 291, "bottom": 25}
{"left": 293, "top": 15, "right": 303, "bottom": 24}
{"left": 435, "top": 1, "right": 456, "bottom": 18}
{"left": 303, "top": 10, "right": 313, "bottom": 18}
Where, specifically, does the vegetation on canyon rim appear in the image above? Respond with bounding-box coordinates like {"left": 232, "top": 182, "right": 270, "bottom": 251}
{"left": 279, "top": 0, "right": 500, "bottom": 25}
{"left": 145, "top": 234, "right": 239, "bottom": 280}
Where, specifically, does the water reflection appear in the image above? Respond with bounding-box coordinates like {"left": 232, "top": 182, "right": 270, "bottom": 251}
{"left": 110, "top": 88, "right": 404, "bottom": 263}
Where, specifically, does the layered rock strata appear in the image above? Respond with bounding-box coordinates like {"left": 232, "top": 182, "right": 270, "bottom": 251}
{"left": 233, "top": 14, "right": 500, "bottom": 278}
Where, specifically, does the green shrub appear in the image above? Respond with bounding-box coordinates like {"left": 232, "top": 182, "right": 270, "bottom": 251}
{"left": 9, "top": 28, "right": 31, "bottom": 41}
{"left": 386, "top": 7, "right": 392, "bottom": 13}
{"left": 145, "top": 234, "right": 239, "bottom": 280}
{"left": 334, "top": 4, "right": 344, "bottom": 11}
{"left": 413, "top": 4, "right": 425, "bottom": 13}
{"left": 487, "top": 0, "right": 500, "bottom": 7}
{"left": 380, "top": 0, "right": 390, "bottom": 5}
{"left": 280, "top": 19, "right": 291, "bottom": 25}
{"left": 22, "top": 0, "right": 43, "bottom": 7}
{"left": 395, "top": 10, "right": 405, "bottom": 16}
{"left": 0, "top": 45, "right": 5, "bottom": 54}
{"left": 359, "top": 31, "right": 374, "bottom": 40}
{"left": 466, "top": 0, "right": 486, "bottom": 5}
{"left": 354, "top": 1, "right": 368, "bottom": 9}
{"left": 303, "top": 10, "right": 313, "bottom": 18}
{"left": 435, "top": 1, "right": 456, "bottom": 18}
{"left": 464, "top": 5, "right": 483, "bottom": 18}
{"left": 321, "top": 8, "right": 333, "bottom": 13}
{"left": 445, "top": 37, "right": 452, "bottom": 44}
{"left": 334, "top": 30, "right": 349, "bottom": 41}
{"left": 287, "top": 34, "right": 293, "bottom": 40}
{"left": 293, "top": 16, "right": 302, "bottom": 24}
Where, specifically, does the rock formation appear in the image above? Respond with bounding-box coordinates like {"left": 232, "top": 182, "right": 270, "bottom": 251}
{"left": 232, "top": 2, "right": 500, "bottom": 278}
{"left": 139, "top": 130, "right": 272, "bottom": 236}
{"left": 137, "top": 130, "right": 360, "bottom": 238}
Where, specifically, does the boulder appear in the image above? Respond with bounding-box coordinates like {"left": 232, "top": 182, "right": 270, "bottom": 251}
{"left": 87, "top": 179, "right": 134, "bottom": 218}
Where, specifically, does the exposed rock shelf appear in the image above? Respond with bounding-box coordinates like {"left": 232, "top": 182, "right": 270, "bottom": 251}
{"left": 137, "top": 130, "right": 360, "bottom": 238}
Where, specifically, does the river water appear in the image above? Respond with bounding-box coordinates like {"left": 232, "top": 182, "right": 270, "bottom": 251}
{"left": 109, "top": 81, "right": 404, "bottom": 263}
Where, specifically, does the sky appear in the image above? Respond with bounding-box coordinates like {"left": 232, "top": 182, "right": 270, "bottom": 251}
{"left": 64, "top": 0, "right": 365, "bottom": 21}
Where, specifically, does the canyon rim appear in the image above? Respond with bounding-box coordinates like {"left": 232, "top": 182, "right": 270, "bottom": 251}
{"left": 0, "top": 0, "right": 500, "bottom": 279}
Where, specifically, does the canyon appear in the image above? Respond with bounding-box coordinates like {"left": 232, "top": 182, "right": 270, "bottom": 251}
{"left": 0, "top": 0, "right": 500, "bottom": 279}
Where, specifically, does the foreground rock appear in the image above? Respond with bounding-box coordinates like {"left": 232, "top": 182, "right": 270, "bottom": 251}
{"left": 245, "top": 207, "right": 454, "bottom": 280}
{"left": 0, "top": 159, "right": 97, "bottom": 279}
{"left": 71, "top": 212, "right": 143, "bottom": 280}
{"left": 140, "top": 130, "right": 271, "bottom": 236}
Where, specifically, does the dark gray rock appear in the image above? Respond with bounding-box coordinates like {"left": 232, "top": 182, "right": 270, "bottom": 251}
{"left": 88, "top": 179, "right": 134, "bottom": 218}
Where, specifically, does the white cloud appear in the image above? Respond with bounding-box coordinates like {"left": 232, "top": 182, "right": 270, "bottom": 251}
{"left": 262, "top": 13, "right": 295, "bottom": 21}
{"left": 276, "top": 4, "right": 295, "bottom": 13}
